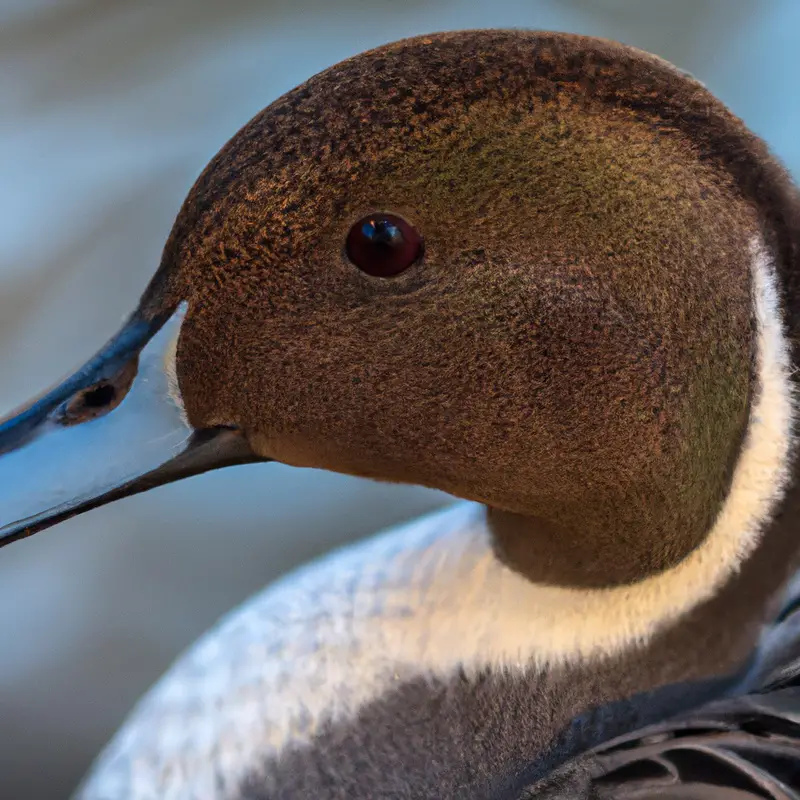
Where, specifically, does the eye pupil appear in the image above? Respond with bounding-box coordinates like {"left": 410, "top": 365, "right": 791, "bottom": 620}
{"left": 363, "top": 220, "right": 401, "bottom": 246}
{"left": 346, "top": 213, "right": 423, "bottom": 277}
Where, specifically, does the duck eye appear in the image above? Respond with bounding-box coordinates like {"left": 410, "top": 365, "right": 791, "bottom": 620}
{"left": 345, "top": 213, "right": 423, "bottom": 277}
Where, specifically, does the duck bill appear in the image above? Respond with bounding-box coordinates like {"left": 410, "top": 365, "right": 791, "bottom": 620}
{"left": 0, "top": 305, "right": 262, "bottom": 548}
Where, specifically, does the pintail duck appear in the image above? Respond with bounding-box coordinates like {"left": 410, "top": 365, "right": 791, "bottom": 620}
{"left": 1, "top": 30, "right": 800, "bottom": 799}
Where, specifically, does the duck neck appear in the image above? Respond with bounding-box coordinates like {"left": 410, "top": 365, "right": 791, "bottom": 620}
{"left": 490, "top": 239, "right": 795, "bottom": 613}
{"left": 487, "top": 498, "right": 721, "bottom": 589}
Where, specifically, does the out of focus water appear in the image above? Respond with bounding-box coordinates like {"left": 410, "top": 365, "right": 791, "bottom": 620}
{"left": 0, "top": 1, "right": 798, "bottom": 797}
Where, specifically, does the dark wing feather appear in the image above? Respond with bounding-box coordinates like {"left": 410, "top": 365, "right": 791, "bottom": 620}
{"left": 588, "top": 668, "right": 800, "bottom": 798}
{"left": 517, "top": 586, "right": 800, "bottom": 800}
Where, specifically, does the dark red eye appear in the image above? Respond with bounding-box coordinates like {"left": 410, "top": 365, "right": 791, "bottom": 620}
{"left": 345, "top": 213, "right": 423, "bottom": 277}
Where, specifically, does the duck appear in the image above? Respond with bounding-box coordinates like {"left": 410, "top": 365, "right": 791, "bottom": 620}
{"left": 1, "top": 29, "right": 800, "bottom": 799}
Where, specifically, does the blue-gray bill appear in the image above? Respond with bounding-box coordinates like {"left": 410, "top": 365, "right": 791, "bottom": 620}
{"left": 0, "top": 305, "right": 261, "bottom": 547}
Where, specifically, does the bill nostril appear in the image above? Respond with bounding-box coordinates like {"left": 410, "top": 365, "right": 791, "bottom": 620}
{"left": 57, "top": 359, "right": 139, "bottom": 426}
{"left": 82, "top": 383, "right": 117, "bottom": 409}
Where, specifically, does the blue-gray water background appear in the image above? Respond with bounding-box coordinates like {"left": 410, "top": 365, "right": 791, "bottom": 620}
{"left": 1, "top": 1, "right": 798, "bottom": 797}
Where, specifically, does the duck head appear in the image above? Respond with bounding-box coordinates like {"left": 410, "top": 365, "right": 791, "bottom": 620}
{"left": 0, "top": 30, "right": 797, "bottom": 597}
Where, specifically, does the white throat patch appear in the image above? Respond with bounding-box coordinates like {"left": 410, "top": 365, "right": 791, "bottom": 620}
{"left": 77, "top": 238, "right": 796, "bottom": 799}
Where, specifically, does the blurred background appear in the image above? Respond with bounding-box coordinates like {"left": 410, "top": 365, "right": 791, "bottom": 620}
{"left": 0, "top": 0, "right": 798, "bottom": 797}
